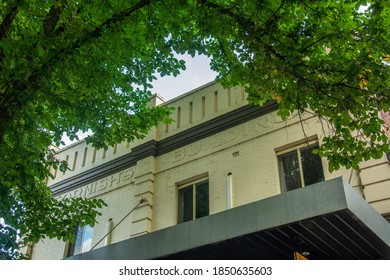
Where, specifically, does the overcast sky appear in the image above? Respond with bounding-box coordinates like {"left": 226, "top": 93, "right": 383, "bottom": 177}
{"left": 62, "top": 53, "right": 216, "bottom": 146}
{"left": 151, "top": 53, "right": 217, "bottom": 101}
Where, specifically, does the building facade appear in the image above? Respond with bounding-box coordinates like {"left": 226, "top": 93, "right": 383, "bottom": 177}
{"left": 28, "top": 82, "right": 390, "bottom": 260}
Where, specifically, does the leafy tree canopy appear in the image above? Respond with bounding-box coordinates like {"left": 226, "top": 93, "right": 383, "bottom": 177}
{"left": 0, "top": 0, "right": 389, "bottom": 259}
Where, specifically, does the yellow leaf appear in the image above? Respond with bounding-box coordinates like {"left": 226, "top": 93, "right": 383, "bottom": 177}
{"left": 272, "top": 93, "right": 282, "bottom": 102}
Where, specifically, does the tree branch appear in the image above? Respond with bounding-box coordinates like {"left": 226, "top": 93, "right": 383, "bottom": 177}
{"left": 260, "top": 0, "right": 286, "bottom": 33}
{"left": 0, "top": 0, "right": 21, "bottom": 39}
{"left": 43, "top": 0, "right": 67, "bottom": 36}
{"left": 198, "top": 0, "right": 257, "bottom": 29}
{"left": 216, "top": 37, "right": 235, "bottom": 67}
{"left": 1, "top": 0, "right": 153, "bottom": 143}
{"left": 52, "top": 5, "right": 84, "bottom": 36}
{"left": 8, "top": 0, "right": 152, "bottom": 96}
{"left": 299, "top": 34, "right": 331, "bottom": 53}
{"left": 299, "top": 0, "right": 321, "bottom": 13}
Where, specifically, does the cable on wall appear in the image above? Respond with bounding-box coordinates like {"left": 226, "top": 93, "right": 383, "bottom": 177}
{"left": 90, "top": 198, "right": 146, "bottom": 251}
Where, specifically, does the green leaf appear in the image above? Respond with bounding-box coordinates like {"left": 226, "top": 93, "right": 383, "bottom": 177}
{"left": 2, "top": 0, "right": 390, "bottom": 259}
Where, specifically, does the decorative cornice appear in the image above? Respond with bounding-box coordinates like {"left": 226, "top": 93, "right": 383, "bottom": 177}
{"left": 50, "top": 153, "right": 137, "bottom": 196}
{"left": 156, "top": 101, "right": 278, "bottom": 155}
{"left": 50, "top": 101, "right": 278, "bottom": 196}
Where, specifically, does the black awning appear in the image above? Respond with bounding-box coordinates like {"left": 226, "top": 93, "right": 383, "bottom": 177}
{"left": 157, "top": 209, "right": 389, "bottom": 260}
{"left": 69, "top": 177, "right": 390, "bottom": 260}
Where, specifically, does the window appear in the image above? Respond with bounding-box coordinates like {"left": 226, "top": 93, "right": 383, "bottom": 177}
{"left": 178, "top": 179, "right": 209, "bottom": 223}
{"left": 278, "top": 143, "right": 324, "bottom": 192}
{"left": 66, "top": 225, "right": 93, "bottom": 257}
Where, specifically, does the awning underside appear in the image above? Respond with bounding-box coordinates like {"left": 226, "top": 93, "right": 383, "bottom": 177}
{"left": 157, "top": 210, "right": 390, "bottom": 260}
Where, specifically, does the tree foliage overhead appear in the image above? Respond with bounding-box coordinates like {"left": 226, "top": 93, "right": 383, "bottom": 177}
{"left": 0, "top": 0, "right": 389, "bottom": 258}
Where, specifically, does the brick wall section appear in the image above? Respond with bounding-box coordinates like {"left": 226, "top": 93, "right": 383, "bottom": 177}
{"left": 381, "top": 111, "right": 390, "bottom": 140}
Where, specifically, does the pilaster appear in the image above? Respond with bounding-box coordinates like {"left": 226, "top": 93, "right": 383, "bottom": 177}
{"left": 130, "top": 156, "right": 155, "bottom": 238}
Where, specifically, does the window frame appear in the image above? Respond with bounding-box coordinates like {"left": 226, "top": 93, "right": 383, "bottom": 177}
{"left": 277, "top": 140, "right": 324, "bottom": 192}
{"left": 177, "top": 177, "right": 209, "bottom": 224}
{"left": 65, "top": 224, "right": 94, "bottom": 257}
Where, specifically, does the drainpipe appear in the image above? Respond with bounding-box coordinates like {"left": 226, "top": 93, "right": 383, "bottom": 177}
{"left": 226, "top": 172, "right": 233, "bottom": 209}
{"left": 348, "top": 168, "right": 366, "bottom": 199}
{"left": 26, "top": 242, "right": 34, "bottom": 259}
{"left": 104, "top": 218, "right": 113, "bottom": 246}
{"left": 19, "top": 242, "right": 34, "bottom": 259}
{"left": 356, "top": 169, "right": 366, "bottom": 200}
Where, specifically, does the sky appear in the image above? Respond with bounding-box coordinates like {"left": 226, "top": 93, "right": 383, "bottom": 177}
{"left": 62, "top": 53, "right": 217, "bottom": 145}
{"left": 150, "top": 53, "right": 217, "bottom": 101}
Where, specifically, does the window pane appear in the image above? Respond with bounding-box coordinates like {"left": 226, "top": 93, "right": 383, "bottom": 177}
{"left": 195, "top": 181, "right": 209, "bottom": 219}
{"left": 178, "top": 186, "right": 193, "bottom": 223}
{"left": 279, "top": 151, "right": 302, "bottom": 192}
{"left": 67, "top": 225, "right": 94, "bottom": 256}
{"left": 81, "top": 225, "right": 93, "bottom": 253}
{"left": 73, "top": 226, "right": 84, "bottom": 255}
{"left": 301, "top": 145, "right": 324, "bottom": 186}
{"left": 66, "top": 227, "right": 79, "bottom": 257}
